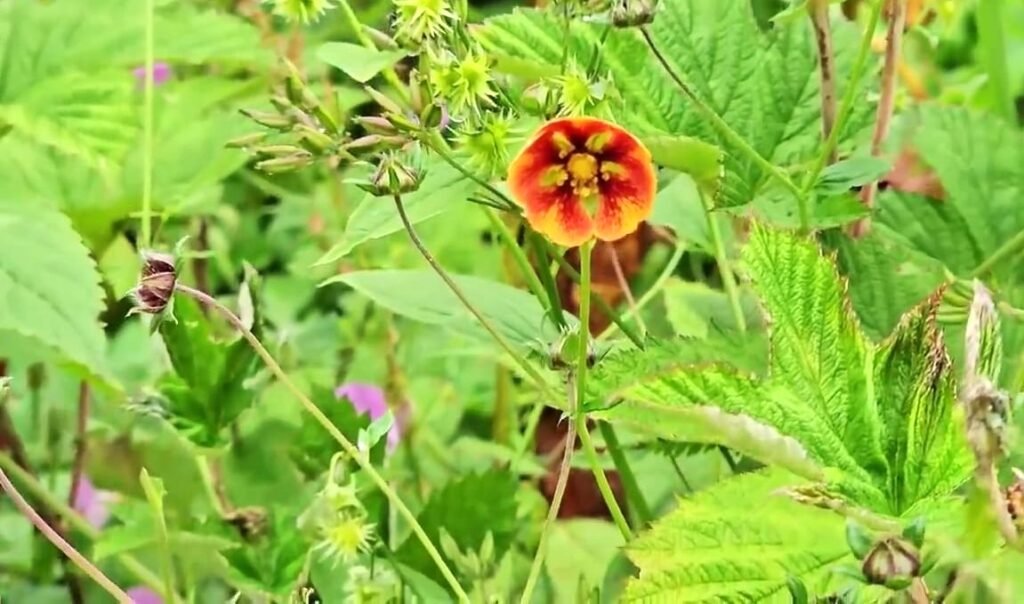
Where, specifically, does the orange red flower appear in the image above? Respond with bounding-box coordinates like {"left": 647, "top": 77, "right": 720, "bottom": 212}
{"left": 507, "top": 117, "right": 656, "bottom": 247}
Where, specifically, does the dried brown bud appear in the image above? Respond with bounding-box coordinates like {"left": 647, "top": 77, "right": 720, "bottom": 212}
{"left": 611, "top": 0, "right": 658, "bottom": 27}
{"left": 132, "top": 252, "right": 177, "bottom": 314}
{"left": 356, "top": 153, "right": 424, "bottom": 197}
{"left": 861, "top": 537, "right": 920, "bottom": 586}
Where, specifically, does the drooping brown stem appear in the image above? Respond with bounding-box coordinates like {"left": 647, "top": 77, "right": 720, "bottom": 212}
{"left": 809, "top": 0, "right": 838, "bottom": 163}
{"left": 852, "top": 0, "right": 906, "bottom": 238}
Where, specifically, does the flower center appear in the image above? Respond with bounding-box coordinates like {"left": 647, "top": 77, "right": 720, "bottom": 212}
{"left": 566, "top": 152, "right": 599, "bottom": 198}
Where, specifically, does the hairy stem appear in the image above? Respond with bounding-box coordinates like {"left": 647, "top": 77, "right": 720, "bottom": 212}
{"left": 701, "top": 190, "right": 747, "bottom": 333}
{"left": 0, "top": 465, "right": 131, "bottom": 602}
{"left": 853, "top": 0, "right": 906, "bottom": 238}
{"left": 576, "top": 241, "right": 632, "bottom": 540}
{"left": 141, "top": 0, "right": 155, "bottom": 249}
{"left": 0, "top": 453, "right": 170, "bottom": 596}
{"left": 519, "top": 376, "right": 578, "bottom": 604}
{"left": 173, "top": 283, "right": 470, "bottom": 602}
{"left": 809, "top": 0, "right": 837, "bottom": 164}
{"left": 639, "top": 27, "right": 806, "bottom": 231}
{"left": 599, "top": 422, "right": 652, "bottom": 526}
{"left": 802, "top": 0, "right": 885, "bottom": 193}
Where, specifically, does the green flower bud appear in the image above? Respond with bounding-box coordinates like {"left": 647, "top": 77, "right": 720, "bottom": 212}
{"left": 365, "top": 87, "right": 405, "bottom": 116}
{"left": 356, "top": 153, "right": 424, "bottom": 197}
{"left": 362, "top": 25, "right": 399, "bottom": 50}
{"left": 292, "top": 124, "right": 335, "bottom": 154}
{"left": 270, "top": 95, "right": 295, "bottom": 113}
{"left": 861, "top": 537, "right": 920, "bottom": 586}
{"left": 225, "top": 132, "right": 268, "bottom": 149}
{"left": 255, "top": 144, "right": 309, "bottom": 157}
{"left": 240, "top": 108, "right": 293, "bottom": 130}
{"left": 256, "top": 152, "right": 314, "bottom": 174}
{"left": 354, "top": 116, "right": 398, "bottom": 135}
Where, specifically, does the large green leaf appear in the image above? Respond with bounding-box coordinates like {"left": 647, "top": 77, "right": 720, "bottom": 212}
{"left": 0, "top": 197, "right": 109, "bottom": 378}
{"left": 597, "top": 226, "right": 971, "bottom": 515}
{"left": 623, "top": 469, "right": 848, "bottom": 602}
{"left": 477, "top": 0, "right": 873, "bottom": 207}
{"left": 323, "top": 269, "right": 573, "bottom": 349}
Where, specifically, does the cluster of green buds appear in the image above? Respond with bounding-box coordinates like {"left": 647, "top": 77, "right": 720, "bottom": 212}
{"left": 298, "top": 457, "right": 377, "bottom": 566}
{"left": 391, "top": 0, "right": 459, "bottom": 50}
{"left": 845, "top": 519, "right": 929, "bottom": 591}
{"left": 454, "top": 111, "right": 522, "bottom": 180}
{"left": 523, "top": 60, "right": 616, "bottom": 119}
{"left": 428, "top": 49, "right": 497, "bottom": 119}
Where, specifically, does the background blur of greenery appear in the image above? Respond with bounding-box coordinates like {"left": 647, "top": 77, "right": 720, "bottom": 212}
{"left": 0, "top": 0, "right": 1022, "bottom": 602}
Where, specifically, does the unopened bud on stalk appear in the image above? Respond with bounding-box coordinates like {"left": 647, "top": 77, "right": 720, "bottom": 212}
{"left": 240, "top": 108, "right": 292, "bottom": 130}
{"left": 131, "top": 251, "right": 177, "bottom": 315}
{"left": 256, "top": 152, "right": 314, "bottom": 174}
{"left": 255, "top": 144, "right": 309, "bottom": 157}
{"left": 861, "top": 536, "right": 921, "bottom": 587}
{"left": 356, "top": 153, "right": 423, "bottom": 196}
{"left": 269, "top": 95, "right": 294, "bottom": 113}
{"left": 225, "top": 132, "right": 268, "bottom": 149}
{"left": 354, "top": 116, "right": 399, "bottom": 135}
{"left": 283, "top": 59, "right": 306, "bottom": 105}
{"left": 610, "top": 0, "right": 658, "bottom": 27}
{"left": 362, "top": 25, "right": 399, "bottom": 50}
{"left": 293, "top": 124, "right": 336, "bottom": 154}
{"left": 365, "top": 87, "right": 405, "bottom": 116}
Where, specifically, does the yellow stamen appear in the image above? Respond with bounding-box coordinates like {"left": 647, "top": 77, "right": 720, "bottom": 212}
{"left": 551, "top": 131, "right": 575, "bottom": 158}
{"left": 585, "top": 132, "right": 611, "bottom": 153}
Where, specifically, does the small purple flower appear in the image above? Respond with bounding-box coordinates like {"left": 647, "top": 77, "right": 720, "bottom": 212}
{"left": 132, "top": 62, "right": 172, "bottom": 86}
{"left": 126, "top": 586, "right": 164, "bottom": 604}
{"left": 73, "top": 477, "right": 114, "bottom": 529}
{"left": 335, "top": 383, "right": 404, "bottom": 452}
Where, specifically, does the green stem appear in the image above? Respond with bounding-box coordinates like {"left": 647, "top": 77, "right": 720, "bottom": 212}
{"left": 801, "top": 0, "right": 884, "bottom": 193}
{"left": 542, "top": 239, "right": 646, "bottom": 349}
{"left": 424, "top": 133, "right": 516, "bottom": 209}
{"left": 598, "top": 243, "right": 686, "bottom": 342}
{"left": 575, "top": 242, "right": 632, "bottom": 540}
{"left": 528, "top": 232, "right": 568, "bottom": 329}
{"left": 599, "top": 422, "right": 652, "bottom": 526}
{"left": 173, "top": 284, "right": 470, "bottom": 603}
{"left": 141, "top": 0, "right": 155, "bottom": 249}
{"left": 639, "top": 27, "right": 806, "bottom": 230}
{"left": 0, "top": 454, "right": 168, "bottom": 598}
{"left": 519, "top": 375, "right": 578, "bottom": 604}
{"left": 701, "top": 190, "right": 746, "bottom": 333}
{"left": 977, "top": 0, "right": 1015, "bottom": 122}
{"left": 337, "top": 0, "right": 409, "bottom": 104}
{"left": 482, "top": 208, "right": 561, "bottom": 328}
{"left": 972, "top": 229, "right": 1024, "bottom": 278}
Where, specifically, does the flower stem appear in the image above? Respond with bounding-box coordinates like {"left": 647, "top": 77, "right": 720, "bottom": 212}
{"left": 519, "top": 375, "right": 578, "bottom": 604}
{"left": 639, "top": 27, "right": 806, "bottom": 231}
{"left": 173, "top": 283, "right": 470, "bottom": 602}
{"left": 141, "top": 0, "right": 155, "bottom": 249}
{"left": 392, "top": 195, "right": 557, "bottom": 402}
{"left": 801, "top": 0, "right": 884, "bottom": 194}
{"left": 0, "top": 453, "right": 171, "bottom": 596}
{"left": 423, "top": 133, "right": 516, "bottom": 210}
{"left": 972, "top": 228, "right": 1024, "bottom": 278}
{"left": 853, "top": 0, "right": 906, "bottom": 238}
{"left": 0, "top": 464, "right": 131, "bottom": 602}
{"left": 482, "top": 208, "right": 561, "bottom": 328}
{"left": 599, "top": 422, "right": 652, "bottom": 526}
{"left": 700, "top": 189, "right": 746, "bottom": 333}
{"left": 575, "top": 241, "right": 632, "bottom": 540}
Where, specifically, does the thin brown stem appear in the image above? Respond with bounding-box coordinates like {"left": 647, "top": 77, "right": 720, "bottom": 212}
{"left": 809, "top": 0, "right": 837, "bottom": 164}
{"left": 607, "top": 246, "right": 646, "bottom": 337}
{"left": 853, "top": 0, "right": 906, "bottom": 237}
{"left": 0, "top": 465, "right": 131, "bottom": 602}
{"left": 68, "top": 382, "right": 89, "bottom": 510}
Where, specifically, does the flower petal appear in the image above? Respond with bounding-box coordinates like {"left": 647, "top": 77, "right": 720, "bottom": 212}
{"left": 595, "top": 156, "right": 657, "bottom": 242}
{"left": 527, "top": 188, "right": 594, "bottom": 247}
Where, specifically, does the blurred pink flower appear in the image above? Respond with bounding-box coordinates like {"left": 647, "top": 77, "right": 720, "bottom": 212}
{"left": 126, "top": 586, "right": 163, "bottom": 604}
{"left": 335, "top": 383, "right": 405, "bottom": 452}
{"left": 132, "top": 62, "right": 172, "bottom": 86}
{"left": 72, "top": 477, "right": 116, "bottom": 529}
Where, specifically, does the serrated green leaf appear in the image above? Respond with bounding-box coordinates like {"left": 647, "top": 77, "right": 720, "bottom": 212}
{"left": 872, "top": 292, "right": 971, "bottom": 513}
{"left": 662, "top": 279, "right": 762, "bottom": 338}
{"left": 0, "top": 196, "right": 110, "bottom": 380}
{"left": 316, "top": 42, "right": 407, "bottom": 83}
{"left": 323, "top": 269, "right": 573, "bottom": 350}
{"left": 623, "top": 469, "right": 849, "bottom": 602}
{"left": 395, "top": 470, "right": 518, "bottom": 589}
{"left": 477, "top": 0, "right": 873, "bottom": 208}
{"left": 640, "top": 134, "right": 723, "bottom": 194}
{"left": 316, "top": 163, "right": 478, "bottom": 264}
